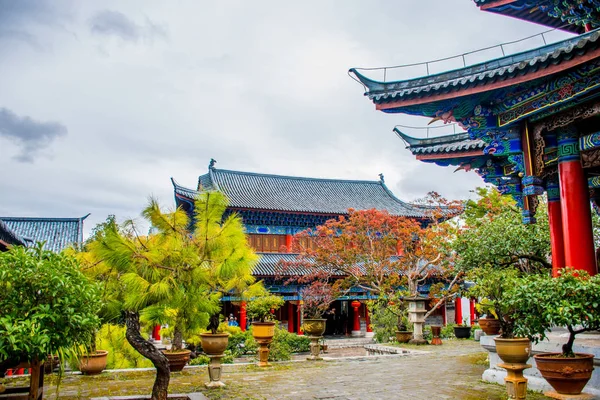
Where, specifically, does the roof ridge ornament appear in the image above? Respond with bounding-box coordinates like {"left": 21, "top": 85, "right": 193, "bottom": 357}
{"left": 379, "top": 173, "right": 385, "bottom": 183}
{"left": 209, "top": 158, "right": 217, "bottom": 169}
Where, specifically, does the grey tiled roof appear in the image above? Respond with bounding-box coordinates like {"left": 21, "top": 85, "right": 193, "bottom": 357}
{"left": 173, "top": 167, "right": 427, "bottom": 217}
{"left": 0, "top": 219, "right": 26, "bottom": 248}
{"left": 349, "top": 30, "right": 600, "bottom": 103}
{"left": 253, "top": 252, "right": 406, "bottom": 277}
{"left": 253, "top": 253, "right": 311, "bottom": 276}
{"left": 0, "top": 216, "right": 88, "bottom": 253}
{"left": 394, "top": 128, "right": 485, "bottom": 155}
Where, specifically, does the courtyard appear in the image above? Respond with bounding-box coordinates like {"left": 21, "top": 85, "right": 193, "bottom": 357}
{"left": 9, "top": 341, "right": 550, "bottom": 400}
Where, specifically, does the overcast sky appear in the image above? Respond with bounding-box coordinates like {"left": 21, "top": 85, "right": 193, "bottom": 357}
{"left": 0, "top": 0, "right": 574, "bottom": 236}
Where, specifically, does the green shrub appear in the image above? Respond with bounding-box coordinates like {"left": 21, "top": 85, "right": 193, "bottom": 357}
{"left": 370, "top": 301, "right": 400, "bottom": 343}
{"left": 188, "top": 354, "right": 209, "bottom": 365}
{"left": 274, "top": 328, "right": 310, "bottom": 353}
{"left": 267, "top": 339, "right": 291, "bottom": 361}
{"left": 223, "top": 326, "right": 308, "bottom": 361}
{"left": 96, "top": 324, "right": 153, "bottom": 369}
{"left": 227, "top": 330, "right": 257, "bottom": 358}
{"left": 0, "top": 246, "right": 101, "bottom": 364}
{"left": 440, "top": 323, "right": 456, "bottom": 339}
{"left": 423, "top": 326, "right": 432, "bottom": 341}
{"left": 189, "top": 349, "right": 235, "bottom": 365}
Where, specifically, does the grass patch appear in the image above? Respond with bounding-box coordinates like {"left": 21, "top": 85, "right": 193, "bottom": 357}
{"left": 463, "top": 352, "right": 489, "bottom": 366}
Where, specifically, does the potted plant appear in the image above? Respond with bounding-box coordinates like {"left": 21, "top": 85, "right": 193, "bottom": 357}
{"left": 298, "top": 282, "right": 338, "bottom": 360}
{"left": 77, "top": 341, "right": 109, "bottom": 375}
{"left": 467, "top": 266, "right": 531, "bottom": 363}
{"left": 509, "top": 268, "right": 600, "bottom": 395}
{"left": 155, "top": 321, "right": 192, "bottom": 372}
{"left": 475, "top": 299, "right": 501, "bottom": 336}
{"left": 453, "top": 317, "right": 472, "bottom": 339}
{"left": 247, "top": 294, "right": 284, "bottom": 367}
{"left": 300, "top": 281, "right": 338, "bottom": 337}
{"left": 395, "top": 319, "right": 413, "bottom": 343}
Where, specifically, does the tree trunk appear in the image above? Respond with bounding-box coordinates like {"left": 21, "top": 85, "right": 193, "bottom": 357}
{"left": 124, "top": 311, "right": 170, "bottom": 400}
{"left": 408, "top": 278, "right": 418, "bottom": 297}
{"left": 172, "top": 324, "right": 183, "bottom": 351}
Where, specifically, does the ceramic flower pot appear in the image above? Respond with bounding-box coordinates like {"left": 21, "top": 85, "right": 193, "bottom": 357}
{"left": 494, "top": 337, "right": 531, "bottom": 364}
{"left": 303, "top": 319, "right": 327, "bottom": 336}
{"left": 453, "top": 326, "right": 472, "bottom": 339}
{"left": 395, "top": 331, "right": 413, "bottom": 343}
{"left": 534, "top": 353, "right": 594, "bottom": 395}
{"left": 200, "top": 333, "right": 229, "bottom": 356}
{"left": 478, "top": 317, "right": 501, "bottom": 335}
{"left": 162, "top": 349, "right": 191, "bottom": 372}
{"left": 78, "top": 350, "right": 109, "bottom": 375}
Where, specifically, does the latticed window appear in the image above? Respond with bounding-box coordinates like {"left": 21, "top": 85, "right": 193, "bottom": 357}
{"left": 247, "top": 234, "right": 287, "bottom": 252}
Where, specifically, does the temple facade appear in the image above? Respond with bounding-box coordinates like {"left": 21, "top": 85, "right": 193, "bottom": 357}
{"left": 172, "top": 163, "right": 462, "bottom": 334}
{"left": 350, "top": 0, "right": 600, "bottom": 278}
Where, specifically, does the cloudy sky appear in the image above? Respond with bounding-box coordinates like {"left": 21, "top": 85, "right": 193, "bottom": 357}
{"left": 0, "top": 0, "right": 573, "bottom": 236}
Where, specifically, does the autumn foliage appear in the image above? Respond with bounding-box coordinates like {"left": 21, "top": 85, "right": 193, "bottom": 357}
{"left": 282, "top": 192, "right": 463, "bottom": 320}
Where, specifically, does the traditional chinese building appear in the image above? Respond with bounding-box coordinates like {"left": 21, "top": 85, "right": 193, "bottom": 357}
{"left": 350, "top": 1, "right": 600, "bottom": 282}
{"left": 0, "top": 216, "right": 88, "bottom": 253}
{"left": 172, "top": 162, "right": 458, "bottom": 334}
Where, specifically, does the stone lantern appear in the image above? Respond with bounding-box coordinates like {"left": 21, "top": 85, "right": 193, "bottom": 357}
{"left": 406, "top": 296, "right": 428, "bottom": 345}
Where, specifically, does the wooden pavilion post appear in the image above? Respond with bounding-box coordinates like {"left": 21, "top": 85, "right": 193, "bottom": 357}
{"left": 546, "top": 175, "right": 565, "bottom": 276}
{"left": 557, "top": 127, "right": 597, "bottom": 275}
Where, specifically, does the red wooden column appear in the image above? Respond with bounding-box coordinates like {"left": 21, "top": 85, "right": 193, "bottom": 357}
{"left": 287, "top": 302, "right": 294, "bottom": 333}
{"left": 557, "top": 127, "right": 597, "bottom": 275}
{"left": 441, "top": 301, "right": 447, "bottom": 326}
{"left": 454, "top": 297, "right": 462, "bottom": 325}
{"left": 152, "top": 325, "right": 161, "bottom": 341}
{"left": 547, "top": 176, "right": 565, "bottom": 276}
{"left": 285, "top": 234, "right": 292, "bottom": 252}
{"left": 297, "top": 302, "right": 303, "bottom": 335}
{"left": 351, "top": 300, "right": 361, "bottom": 335}
{"left": 240, "top": 301, "right": 247, "bottom": 332}
{"left": 365, "top": 304, "right": 372, "bottom": 333}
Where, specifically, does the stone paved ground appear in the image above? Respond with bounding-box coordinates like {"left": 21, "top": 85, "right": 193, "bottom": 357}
{"left": 5, "top": 340, "right": 552, "bottom": 399}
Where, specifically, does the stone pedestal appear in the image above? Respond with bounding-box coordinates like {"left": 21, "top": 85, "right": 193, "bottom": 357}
{"left": 307, "top": 336, "right": 323, "bottom": 361}
{"left": 480, "top": 332, "right": 600, "bottom": 397}
{"left": 431, "top": 325, "right": 442, "bottom": 346}
{"left": 205, "top": 354, "right": 225, "bottom": 388}
{"left": 498, "top": 362, "right": 531, "bottom": 400}
{"left": 256, "top": 339, "right": 272, "bottom": 367}
{"left": 407, "top": 296, "right": 428, "bottom": 345}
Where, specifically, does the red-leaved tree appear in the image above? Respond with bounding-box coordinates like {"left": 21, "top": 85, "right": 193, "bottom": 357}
{"left": 283, "top": 192, "right": 463, "bottom": 329}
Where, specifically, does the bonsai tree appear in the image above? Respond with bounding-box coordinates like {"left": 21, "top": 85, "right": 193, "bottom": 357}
{"left": 299, "top": 280, "right": 338, "bottom": 320}
{"left": 466, "top": 266, "right": 521, "bottom": 338}
{"left": 81, "top": 198, "right": 221, "bottom": 400}
{"left": 247, "top": 293, "right": 285, "bottom": 322}
{"left": 0, "top": 245, "right": 101, "bottom": 374}
{"left": 509, "top": 268, "right": 600, "bottom": 357}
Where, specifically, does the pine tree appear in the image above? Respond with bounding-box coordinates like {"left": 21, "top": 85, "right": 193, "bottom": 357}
{"left": 81, "top": 191, "right": 258, "bottom": 400}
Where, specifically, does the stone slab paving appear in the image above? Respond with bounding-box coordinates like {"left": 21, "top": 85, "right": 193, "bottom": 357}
{"left": 5, "top": 340, "right": 553, "bottom": 399}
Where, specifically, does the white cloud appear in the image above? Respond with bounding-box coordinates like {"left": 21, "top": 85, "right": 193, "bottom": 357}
{"left": 0, "top": 0, "right": 569, "bottom": 236}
